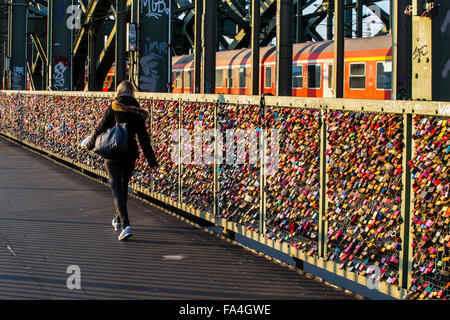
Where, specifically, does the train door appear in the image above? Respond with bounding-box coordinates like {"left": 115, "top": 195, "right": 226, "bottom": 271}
{"left": 323, "top": 62, "right": 333, "bottom": 98}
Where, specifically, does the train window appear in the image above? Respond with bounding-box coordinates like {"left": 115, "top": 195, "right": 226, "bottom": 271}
{"left": 265, "top": 66, "right": 272, "bottom": 88}
{"left": 216, "top": 69, "right": 223, "bottom": 88}
{"left": 184, "top": 71, "right": 191, "bottom": 88}
{"left": 307, "top": 65, "right": 321, "bottom": 89}
{"left": 226, "top": 68, "right": 234, "bottom": 88}
{"left": 174, "top": 71, "right": 182, "bottom": 88}
{"left": 238, "top": 67, "right": 247, "bottom": 88}
{"left": 376, "top": 61, "right": 392, "bottom": 90}
{"left": 292, "top": 65, "right": 303, "bottom": 88}
{"left": 349, "top": 63, "right": 366, "bottom": 89}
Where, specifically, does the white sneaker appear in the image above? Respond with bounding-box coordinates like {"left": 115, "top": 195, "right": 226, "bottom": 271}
{"left": 112, "top": 218, "right": 121, "bottom": 231}
{"left": 118, "top": 226, "right": 132, "bottom": 241}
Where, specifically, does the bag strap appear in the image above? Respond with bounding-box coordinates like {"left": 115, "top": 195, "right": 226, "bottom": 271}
{"left": 113, "top": 110, "right": 120, "bottom": 125}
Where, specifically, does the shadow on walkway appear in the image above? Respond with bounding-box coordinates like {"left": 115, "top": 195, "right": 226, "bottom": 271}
{"left": 0, "top": 137, "right": 356, "bottom": 300}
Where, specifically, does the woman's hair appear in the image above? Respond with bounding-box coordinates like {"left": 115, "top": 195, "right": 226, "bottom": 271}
{"left": 116, "top": 80, "right": 135, "bottom": 97}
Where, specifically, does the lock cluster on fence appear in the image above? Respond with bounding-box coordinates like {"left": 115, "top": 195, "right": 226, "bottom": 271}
{"left": 0, "top": 91, "right": 448, "bottom": 300}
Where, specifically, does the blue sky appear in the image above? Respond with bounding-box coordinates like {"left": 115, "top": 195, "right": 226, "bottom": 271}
{"left": 304, "top": 0, "right": 391, "bottom": 39}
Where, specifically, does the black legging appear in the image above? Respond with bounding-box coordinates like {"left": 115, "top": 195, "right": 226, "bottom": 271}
{"left": 105, "top": 157, "right": 136, "bottom": 228}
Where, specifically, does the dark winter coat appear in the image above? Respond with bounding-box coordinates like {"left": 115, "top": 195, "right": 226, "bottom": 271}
{"left": 86, "top": 94, "right": 158, "bottom": 167}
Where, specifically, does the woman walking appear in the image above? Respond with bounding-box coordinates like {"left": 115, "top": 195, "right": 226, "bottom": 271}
{"left": 84, "top": 80, "right": 158, "bottom": 240}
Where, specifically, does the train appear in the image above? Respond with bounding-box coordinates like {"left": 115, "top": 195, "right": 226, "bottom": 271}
{"left": 172, "top": 34, "right": 393, "bottom": 100}
{"left": 93, "top": 35, "right": 392, "bottom": 99}
{"left": 102, "top": 69, "right": 115, "bottom": 92}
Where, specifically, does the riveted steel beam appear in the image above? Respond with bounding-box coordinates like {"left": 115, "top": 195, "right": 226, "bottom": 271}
{"left": 251, "top": 0, "right": 260, "bottom": 95}
{"left": 276, "top": 0, "right": 293, "bottom": 96}
{"left": 412, "top": 0, "right": 450, "bottom": 101}
{"left": 137, "top": 0, "right": 170, "bottom": 92}
{"left": 7, "top": 0, "right": 27, "bottom": 90}
{"left": 47, "top": 0, "right": 74, "bottom": 91}
{"left": 333, "top": 0, "right": 344, "bottom": 98}
{"left": 392, "top": 0, "right": 411, "bottom": 100}
{"left": 201, "top": 0, "right": 216, "bottom": 94}
{"left": 115, "top": 0, "right": 126, "bottom": 88}
{"left": 194, "top": 0, "right": 202, "bottom": 93}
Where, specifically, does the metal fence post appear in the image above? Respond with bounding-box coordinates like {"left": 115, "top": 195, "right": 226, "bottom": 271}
{"left": 260, "top": 95, "right": 267, "bottom": 235}
{"left": 214, "top": 98, "right": 219, "bottom": 219}
{"left": 19, "top": 98, "right": 24, "bottom": 142}
{"left": 178, "top": 99, "right": 182, "bottom": 204}
{"left": 399, "top": 112, "right": 413, "bottom": 289}
{"left": 319, "top": 105, "right": 328, "bottom": 258}
{"left": 76, "top": 112, "right": 80, "bottom": 163}
{"left": 149, "top": 98, "right": 154, "bottom": 193}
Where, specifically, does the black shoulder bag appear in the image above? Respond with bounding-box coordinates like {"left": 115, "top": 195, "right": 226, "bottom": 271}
{"left": 93, "top": 111, "right": 128, "bottom": 159}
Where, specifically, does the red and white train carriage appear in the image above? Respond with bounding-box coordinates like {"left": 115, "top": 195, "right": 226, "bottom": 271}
{"left": 172, "top": 35, "right": 393, "bottom": 100}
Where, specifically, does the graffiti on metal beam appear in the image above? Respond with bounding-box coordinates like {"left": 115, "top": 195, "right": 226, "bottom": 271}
{"left": 11, "top": 66, "right": 24, "bottom": 90}
{"left": 53, "top": 56, "right": 70, "bottom": 91}
{"left": 139, "top": 39, "right": 168, "bottom": 91}
{"left": 412, "top": 44, "right": 428, "bottom": 60}
{"left": 443, "top": 60, "right": 450, "bottom": 79}
{"left": 140, "top": 0, "right": 169, "bottom": 19}
{"left": 442, "top": 10, "right": 450, "bottom": 34}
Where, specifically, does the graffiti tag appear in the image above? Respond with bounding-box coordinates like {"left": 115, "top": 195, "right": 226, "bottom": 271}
{"left": 140, "top": 0, "right": 169, "bottom": 19}
{"left": 442, "top": 10, "right": 450, "bottom": 34}
{"left": 11, "top": 66, "right": 24, "bottom": 90}
{"left": 442, "top": 60, "right": 450, "bottom": 79}
{"left": 412, "top": 45, "right": 428, "bottom": 60}
{"left": 139, "top": 40, "right": 168, "bottom": 91}
{"left": 53, "top": 56, "right": 70, "bottom": 91}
